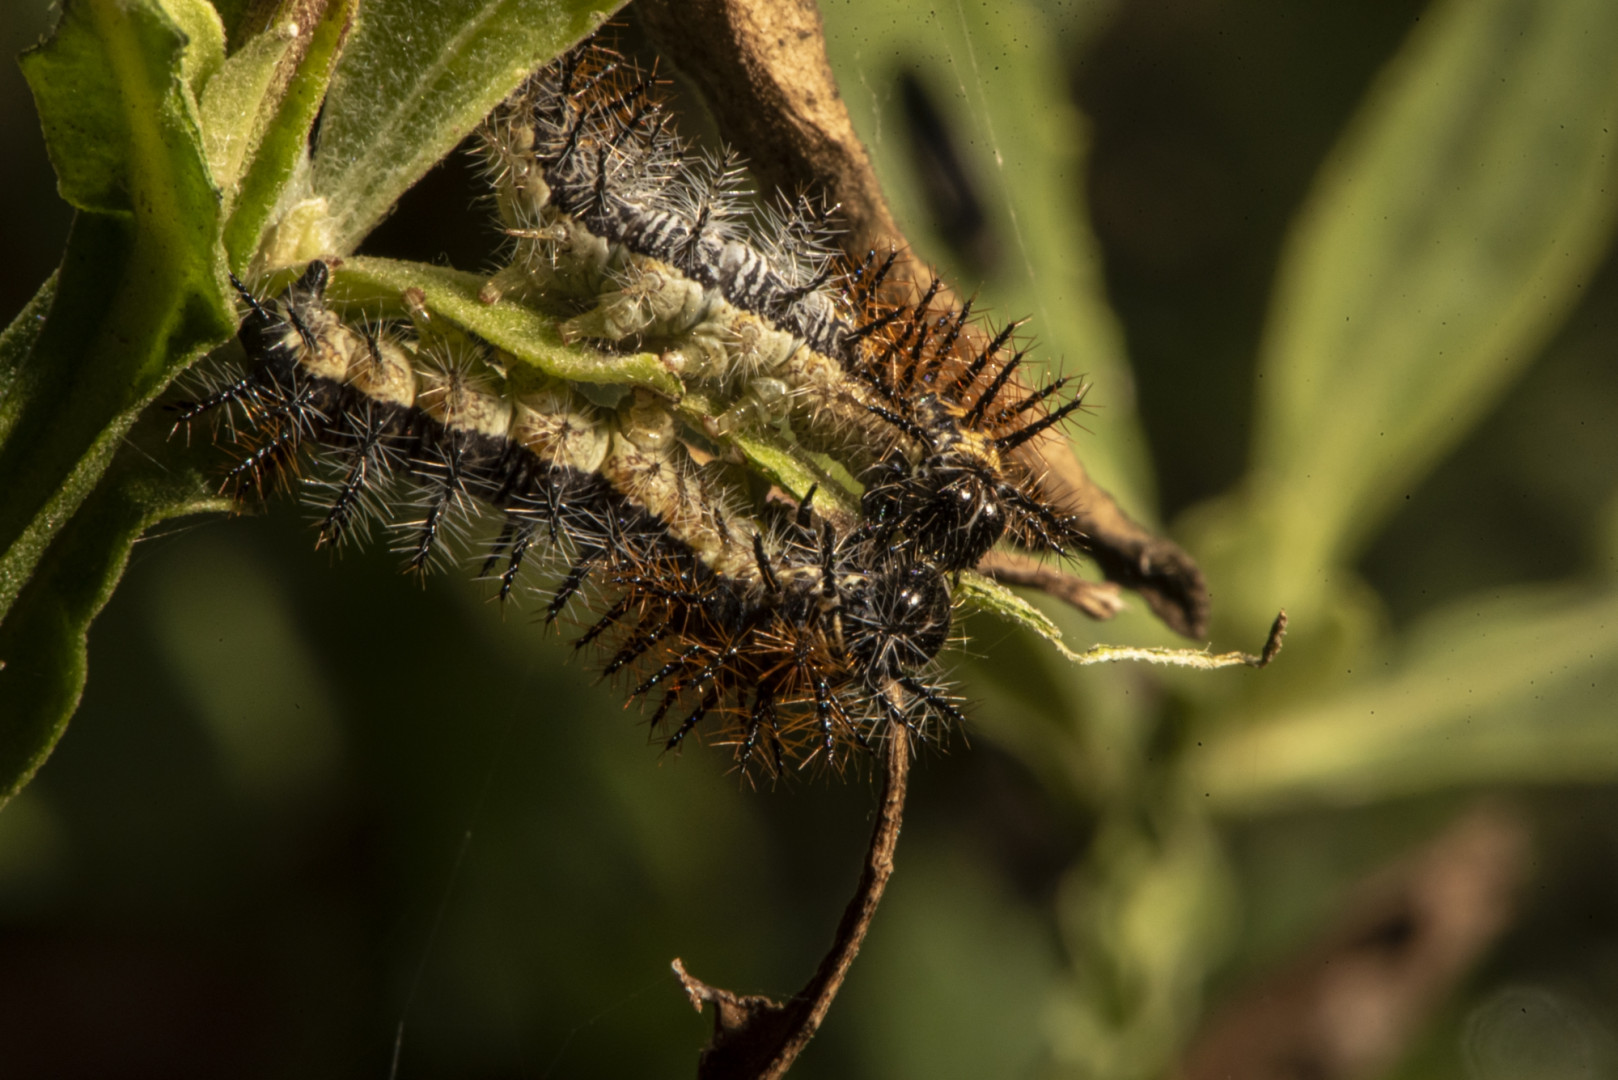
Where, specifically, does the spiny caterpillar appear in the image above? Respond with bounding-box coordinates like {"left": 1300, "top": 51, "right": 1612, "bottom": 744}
{"left": 477, "top": 40, "right": 1092, "bottom": 574}
{"left": 175, "top": 262, "right": 962, "bottom": 772}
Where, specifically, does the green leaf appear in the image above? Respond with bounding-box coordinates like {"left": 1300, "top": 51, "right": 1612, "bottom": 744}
{"left": 718, "top": 428, "right": 858, "bottom": 516}
{"left": 218, "top": 0, "right": 359, "bottom": 270}
{"left": 960, "top": 571, "right": 1272, "bottom": 673}
{"left": 200, "top": 20, "right": 300, "bottom": 193}
{"left": 3, "top": 0, "right": 233, "bottom": 801}
{"left": 6, "top": 0, "right": 232, "bottom": 626}
{"left": 1194, "top": 583, "right": 1618, "bottom": 814}
{"left": 959, "top": 570, "right": 1069, "bottom": 643}
{"left": 308, "top": 0, "right": 627, "bottom": 256}
{"left": 326, "top": 256, "right": 682, "bottom": 394}
{"left": 1048, "top": 808, "right": 1237, "bottom": 1080}
{"left": 0, "top": 276, "right": 59, "bottom": 441}
{"left": 156, "top": 0, "right": 226, "bottom": 99}
{"left": 0, "top": 462, "right": 228, "bottom": 811}
{"left": 24, "top": 0, "right": 222, "bottom": 216}
{"left": 1232, "top": 0, "right": 1618, "bottom": 614}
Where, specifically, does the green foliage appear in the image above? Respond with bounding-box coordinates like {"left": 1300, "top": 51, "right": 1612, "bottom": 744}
{"left": 1197, "top": 584, "right": 1618, "bottom": 811}
{"left": 1205, "top": 0, "right": 1618, "bottom": 626}
{"left": 6, "top": 0, "right": 1618, "bottom": 1075}
{"left": 2, "top": 0, "right": 232, "bottom": 802}
{"left": 825, "top": 0, "right": 1618, "bottom": 1075}
{"left": 1186, "top": 0, "right": 1618, "bottom": 818}
{"left": 214, "top": 0, "right": 357, "bottom": 267}
{"left": 0, "top": 0, "right": 622, "bottom": 808}
{"left": 0, "top": 464, "right": 228, "bottom": 804}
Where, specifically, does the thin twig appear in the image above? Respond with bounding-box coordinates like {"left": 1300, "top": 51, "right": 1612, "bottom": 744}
{"left": 673, "top": 735, "right": 911, "bottom": 1079}
{"left": 976, "top": 550, "right": 1126, "bottom": 622}
{"left": 1057, "top": 610, "right": 1288, "bottom": 670}
{"left": 1182, "top": 803, "right": 1528, "bottom": 1080}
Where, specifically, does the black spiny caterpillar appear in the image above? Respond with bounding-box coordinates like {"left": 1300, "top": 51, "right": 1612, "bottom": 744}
{"left": 478, "top": 40, "right": 1093, "bottom": 574}
{"left": 177, "top": 262, "right": 962, "bottom": 773}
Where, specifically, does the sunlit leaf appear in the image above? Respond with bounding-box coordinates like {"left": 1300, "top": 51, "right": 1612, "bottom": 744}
{"left": 23, "top": 0, "right": 221, "bottom": 218}
{"left": 961, "top": 571, "right": 1273, "bottom": 674}
{"left": 959, "top": 570, "right": 1068, "bottom": 642}
{"left": 156, "top": 0, "right": 225, "bottom": 98}
{"left": 211, "top": 0, "right": 359, "bottom": 269}
{"left": 719, "top": 428, "right": 858, "bottom": 515}
{"left": 200, "top": 21, "right": 299, "bottom": 191}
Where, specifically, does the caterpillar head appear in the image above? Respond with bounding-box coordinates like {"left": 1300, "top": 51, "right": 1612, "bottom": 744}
{"left": 233, "top": 260, "right": 334, "bottom": 377}
{"left": 860, "top": 445, "right": 1008, "bottom": 569}
{"left": 845, "top": 562, "right": 953, "bottom": 684}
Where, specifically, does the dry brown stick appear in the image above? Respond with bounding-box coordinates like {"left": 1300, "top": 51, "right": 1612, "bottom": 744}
{"left": 673, "top": 735, "right": 911, "bottom": 1079}
{"left": 976, "top": 550, "right": 1127, "bottom": 622}
{"left": 638, "top": 0, "right": 1211, "bottom": 638}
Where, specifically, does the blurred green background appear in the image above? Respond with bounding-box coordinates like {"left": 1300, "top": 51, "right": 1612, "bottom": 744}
{"left": 5, "top": 0, "right": 1618, "bottom": 1077}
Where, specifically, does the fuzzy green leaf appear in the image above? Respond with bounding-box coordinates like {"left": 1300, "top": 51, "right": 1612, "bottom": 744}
{"left": 963, "top": 570, "right": 1276, "bottom": 673}
{"left": 200, "top": 21, "right": 300, "bottom": 192}
{"left": 157, "top": 0, "right": 226, "bottom": 98}
{"left": 6, "top": 0, "right": 232, "bottom": 624}
{"left": 219, "top": 0, "right": 358, "bottom": 270}
{"left": 23, "top": 0, "right": 222, "bottom": 216}
{"left": 959, "top": 570, "right": 1069, "bottom": 643}
{"left": 326, "top": 256, "right": 681, "bottom": 394}
{"left": 0, "top": 276, "right": 59, "bottom": 442}
{"left": 2, "top": 0, "right": 234, "bottom": 803}
{"left": 721, "top": 428, "right": 859, "bottom": 515}
{"left": 309, "top": 0, "right": 626, "bottom": 255}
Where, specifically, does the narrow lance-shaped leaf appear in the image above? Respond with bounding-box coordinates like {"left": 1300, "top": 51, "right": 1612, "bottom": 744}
{"left": 325, "top": 256, "right": 681, "bottom": 394}
{"left": 1, "top": 0, "right": 234, "bottom": 803}
{"left": 717, "top": 427, "right": 858, "bottom": 517}
{"left": 156, "top": 0, "right": 225, "bottom": 96}
{"left": 960, "top": 572, "right": 1275, "bottom": 672}
{"left": 1194, "top": 583, "right": 1618, "bottom": 814}
{"left": 0, "top": 277, "right": 59, "bottom": 443}
{"left": 1243, "top": 0, "right": 1618, "bottom": 612}
{"left": 200, "top": 22, "right": 301, "bottom": 193}
{"left": 4, "top": 0, "right": 232, "bottom": 622}
{"left": 205, "top": 0, "right": 359, "bottom": 270}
